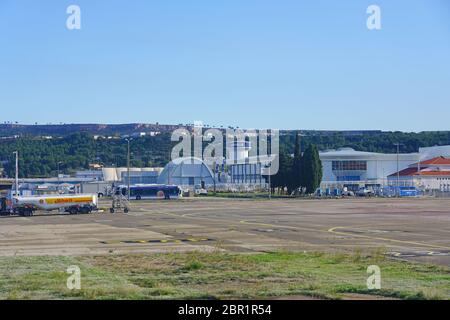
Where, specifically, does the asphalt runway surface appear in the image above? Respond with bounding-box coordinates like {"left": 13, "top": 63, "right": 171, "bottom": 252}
{"left": 0, "top": 197, "right": 449, "bottom": 266}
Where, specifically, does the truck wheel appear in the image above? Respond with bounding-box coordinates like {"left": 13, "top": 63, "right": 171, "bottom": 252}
{"left": 124, "top": 208, "right": 129, "bottom": 213}
{"left": 136, "top": 195, "right": 142, "bottom": 201}
{"left": 110, "top": 208, "right": 115, "bottom": 214}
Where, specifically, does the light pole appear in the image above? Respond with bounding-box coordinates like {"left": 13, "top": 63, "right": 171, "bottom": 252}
{"left": 213, "top": 161, "right": 217, "bottom": 195}
{"left": 13, "top": 151, "right": 19, "bottom": 196}
{"left": 268, "top": 165, "right": 271, "bottom": 200}
{"left": 394, "top": 143, "right": 401, "bottom": 197}
{"left": 57, "top": 160, "right": 63, "bottom": 180}
{"left": 265, "top": 163, "right": 271, "bottom": 200}
{"left": 57, "top": 161, "right": 63, "bottom": 193}
{"left": 126, "top": 138, "right": 131, "bottom": 201}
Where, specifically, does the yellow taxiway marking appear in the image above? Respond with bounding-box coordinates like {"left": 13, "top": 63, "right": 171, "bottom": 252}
{"left": 141, "top": 208, "right": 316, "bottom": 232}
{"left": 100, "top": 237, "right": 212, "bottom": 245}
{"left": 328, "top": 226, "right": 450, "bottom": 250}
{"left": 139, "top": 208, "right": 450, "bottom": 251}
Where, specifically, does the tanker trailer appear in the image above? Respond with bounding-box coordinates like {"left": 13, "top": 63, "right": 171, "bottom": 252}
{"left": 11, "top": 194, "right": 98, "bottom": 216}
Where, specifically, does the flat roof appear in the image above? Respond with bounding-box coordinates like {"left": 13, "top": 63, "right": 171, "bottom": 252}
{"left": 320, "top": 148, "right": 419, "bottom": 160}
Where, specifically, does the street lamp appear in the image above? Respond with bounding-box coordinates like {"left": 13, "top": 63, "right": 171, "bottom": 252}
{"left": 125, "top": 138, "right": 132, "bottom": 201}
{"left": 264, "top": 163, "right": 271, "bottom": 200}
{"left": 57, "top": 161, "right": 63, "bottom": 180}
{"left": 393, "top": 143, "right": 403, "bottom": 197}
{"left": 57, "top": 161, "right": 63, "bottom": 193}
{"left": 13, "top": 151, "right": 19, "bottom": 196}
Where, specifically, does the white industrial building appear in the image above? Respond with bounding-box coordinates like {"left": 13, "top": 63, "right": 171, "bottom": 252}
{"left": 227, "top": 140, "right": 265, "bottom": 187}
{"left": 320, "top": 145, "right": 450, "bottom": 191}
{"left": 76, "top": 167, "right": 163, "bottom": 183}
{"left": 320, "top": 148, "right": 420, "bottom": 189}
{"left": 157, "top": 157, "right": 215, "bottom": 187}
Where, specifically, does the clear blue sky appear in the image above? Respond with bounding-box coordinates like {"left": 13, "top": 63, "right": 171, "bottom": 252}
{"left": 1, "top": 0, "right": 449, "bottom": 131}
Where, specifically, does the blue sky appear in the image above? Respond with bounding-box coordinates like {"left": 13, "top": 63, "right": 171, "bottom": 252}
{"left": 0, "top": 0, "right": 449, "bottom": 131}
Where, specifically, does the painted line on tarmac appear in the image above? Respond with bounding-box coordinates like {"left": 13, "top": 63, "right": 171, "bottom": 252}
{"left": 141, "top": 207, "right": 405, "bottom": 239}
{"left": 140, "top": 207, "right": 320, "bottom": 233}
{"left": 145, "top": 208, "right": 450, "bottom": 251}
{"left": 139, "top": 207, "right": 450, "bottom": 251}
{"left": 387, "top": 250, "right": 450, "bottom": 258}
{"left": 328, "top": 226, "right": 450, "bottom": 250}
{"left": 100, "top": 237, "right": 214, "bottom": 245}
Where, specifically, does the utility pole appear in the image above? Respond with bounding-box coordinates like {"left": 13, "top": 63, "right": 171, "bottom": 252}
{"left": 13, "top": 151, "right": 18, "bottom": 196}
{"left": 168, "top": 163, "right": 171, "bottom": 185}
{"left": 265, "top": 163, "right": 271, "bottom": 200}
{"left": 56, "top": 161, "right": 62, "bottom": 184}
{"left": 269, "top": 165, "right": 271, "bottom": 200}
{"left": 57, "top": 161, "right": 63, "bottom": 192}
{"left": 213, "top": 161, "right": 217, "bottom": 194}
{"left": 394, "top": 143, "right": 400, "bottom": 197}
{"left": 126, "top": 138, "right": 131, "bottom": 201}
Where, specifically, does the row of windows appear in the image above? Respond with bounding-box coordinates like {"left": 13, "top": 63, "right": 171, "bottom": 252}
{"left": 231, "top": 164, "right": 262, "bottom": 175}
{"left": 232, "top": 174, "right": 262, "bottom": 183}
{"left": 332, "top": 161, "right": 367, "bottom": 171}
{"left": 336, "top": 176, "right": 361, "bottom": 182}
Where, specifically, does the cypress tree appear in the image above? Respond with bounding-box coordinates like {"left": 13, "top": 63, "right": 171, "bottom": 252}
{"left": 270, "top": 150, "right": 292, "bottom": 194}
{"left": 302, "top": 144, "right": 323, "bottom": 194}
{"left": 290, "top": 132, "right": 302, "bottom": 194}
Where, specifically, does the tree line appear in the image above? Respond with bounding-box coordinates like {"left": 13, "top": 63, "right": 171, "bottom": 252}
{"left": 270, "top": 134, "right": 322, "bottom": 195}
{"left": 0, "top": 133, "right": 173, "bottom": 178}
{"left": 1, "top": 130, "right": 450, "bottom": 179}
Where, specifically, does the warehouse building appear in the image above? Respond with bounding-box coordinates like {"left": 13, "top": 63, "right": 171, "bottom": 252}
{"left": 76, "top": 167, "right": 163, "bottom": 183}
{"left": 320, "top": 148, "right": 420, "bottom": 189}
{"left": 157, "top": 157, "right": 215, "bottom": 187}
{"left": 388, "top": 156, "right": 450, "bottom": 191}
{"left": 320, "top": 145, "right": 450, "bottom": 191}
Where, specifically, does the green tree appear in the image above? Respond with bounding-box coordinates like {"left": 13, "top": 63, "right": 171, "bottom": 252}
{"left": 270, "top": 150, "right": 293, "bottom": 194}
{"left": 301, "top": 144, "right": 323, "bottom": 194}
{"left": 290, "top": 132, "right": 302, "bottom": 194}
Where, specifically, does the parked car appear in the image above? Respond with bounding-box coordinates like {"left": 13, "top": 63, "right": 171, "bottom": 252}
{"left": 356, "top": 188, "right": 375, "bottom": 197}
{"left": 194, "top": 185, "right": 208, "bottom": 196}
{"left": 342, "top": 190, "right": 355, "bottom": 197}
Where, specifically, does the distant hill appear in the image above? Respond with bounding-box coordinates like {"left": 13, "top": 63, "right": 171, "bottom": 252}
{"left": 0, "top": 124, "right": 449, "bottom": 178}
{"left": 0, "top": 123, "right": 188, "bottom": 137}
{"left": 0, "top": 123, "right": 384, "bottom": 138}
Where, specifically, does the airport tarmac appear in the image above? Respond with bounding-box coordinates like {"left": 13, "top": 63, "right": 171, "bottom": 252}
{"left": 0, "top": 197, "right": 449, "bottom": 266}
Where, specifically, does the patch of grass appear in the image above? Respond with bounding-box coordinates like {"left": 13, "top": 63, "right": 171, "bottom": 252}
{"left": 0, "top": 251, "right": 448, "bottom": 300}
{"left": 179, "top": 261, "right": 204, "bottom": 272}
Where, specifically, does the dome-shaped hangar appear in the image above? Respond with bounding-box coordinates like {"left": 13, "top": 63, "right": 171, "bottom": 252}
{"left": 157, "top": 157, "right": 215, "bottom": 187}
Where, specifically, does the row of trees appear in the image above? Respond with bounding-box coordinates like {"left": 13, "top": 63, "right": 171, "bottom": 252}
{"left": 2, "top": 130, "right": 450, "bottom": 179}
{"left": 270, "top": 134, "right": 323, "bottom": 195}
{"left": 0, "top": 133, "right": 173, "bottom": 178}
{"left": 282, "top": 131, "right": 450, "bottom": 154}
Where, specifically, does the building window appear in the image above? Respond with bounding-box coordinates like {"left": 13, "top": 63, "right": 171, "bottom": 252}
{"left": 332, "top": 161, "right": 367, "bottom": 171}
{"left": 337, "top": 175, "right": 361, "bottom": 182}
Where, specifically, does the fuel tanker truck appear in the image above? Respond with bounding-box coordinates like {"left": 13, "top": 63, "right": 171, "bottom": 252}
{"left": 7, "top": 194, "right": 98, "bottom": 216}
